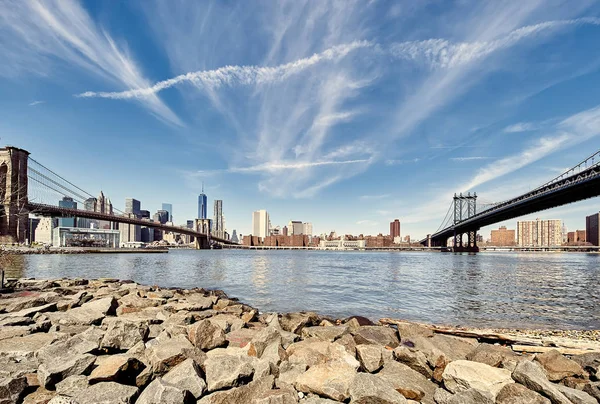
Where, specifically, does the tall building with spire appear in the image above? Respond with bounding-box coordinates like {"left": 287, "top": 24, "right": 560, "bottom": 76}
{"left": 198, "top": 183, "right": 207, "bottom": 219}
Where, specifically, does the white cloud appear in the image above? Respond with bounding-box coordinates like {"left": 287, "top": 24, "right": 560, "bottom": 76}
{"left": 359, "top": 194, "right": 390, "bottom": 200}
{"left": 28, "top": 100, "right": 45, "bottom": 106}
{"left": 193, "top": 158, "right": 371, "bottom": 175}
{"left": 504, "top": 122, "right": 539, "bottom": 133}
{"left": 356, "top": 220, "right": 378, "bottom": 226}
{"left": 385, "top": 158, "right": 420, "bottom": 165}
{"left": 450, "top": 156, "right": 491, "bottom": 161}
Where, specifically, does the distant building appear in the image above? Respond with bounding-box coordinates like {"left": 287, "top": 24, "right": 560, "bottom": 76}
{"left": 58, "top": 197, "right": 77, "bottom": 227}
{"left": 390, "top": 219, "right": 401, "bottom": 238}
{"left": 567, "top": 230, "right": 586, "bottom": 244}
{"left": 153, "top": 210, "right": 169, "bottom": 224}
{"left": 586, "top": 212, "right": 600, "bottom": 246}
{"left": 125, "top": 198, "right": 141, "bottom": 215}
{"left": 34, "top": 217, "right": 57, "bottom": 245}
{"left": 198, "top": 185, "right": 208, "bottom": 219}
{"left": 490, "top": 226, "right": 516, "bottom": 246}
{"left": 186, "top": 220, "right": 194, "bottom": 229}
{"left": 162, "top": 203, "right": 173, "bottom": 222}
{"left": 54, "top": 227, "right": 119, "bottom": 248}
{"left": 517, "top": 219, "right": 562, "bottom": 247}
{"left": 141, "top": 226, "right": 154, "bottom": 243}
{"left": 140, "top": 210, "right": 150, "bottom": 219}
{"left": 365, "top": 234, "right": 393, "bottom": 248}
{"left": 231, "top": 230, "right": 239, "bottom": 244}
{"left": 119, "top": 213, "right": 141, "bottom": 244}
{"left": 403, "top": 235, "right": 411, "bottom": 243}
{"left": 213, "top": 200, "right": 224, "bottom": 239}
{"left": 282, "top": 226, "right": 288, "bottom": 236}
{"left": 303, "top": 222, "right": 313, "bottom": 236}
{"left": 320, "top": 235, "right": 366, "bottom": 250}
{"left": 252, "top": 210, "right": 270, "bottom": 239}
{"left": 27, "top": 218, "right": 40, "bottom": 243}
{"left": 288, "top": 220, "right": 303, "bottom": 235}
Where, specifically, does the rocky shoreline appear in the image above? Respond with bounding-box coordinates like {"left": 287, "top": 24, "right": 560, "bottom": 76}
{"left": 0, "top": 278, "right": 599, "bottom": 404}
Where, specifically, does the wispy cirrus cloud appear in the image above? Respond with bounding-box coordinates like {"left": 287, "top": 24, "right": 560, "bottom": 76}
{"left": 28, "top": 100, "right": 45, "bottom": 106}
{"left": 385, "top": 158, "right": 420, "bottom": 166}
{"left": 191, "top": 158, "right": 372, "bottom": 175}
{"left": 356, "top": 220, "right": 378, "bottom": 226}
{"left": 359, "top": 194, "right": 390, "bottom": 200}
{"left": 450, "top": 156, "right": 491, "bottom": 162}
{"left": 504, "top": 122, "right": 540, "bottom": 133}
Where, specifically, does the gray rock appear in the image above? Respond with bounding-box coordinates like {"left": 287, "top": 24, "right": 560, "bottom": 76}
{"left": 395, "top": 322, "right": 435, "bottom": 340}
{"left": 286, "top": 339, "right": 359, "bottom": 370}
{"left": 55, "top": 375, "right": 88, "bottom": 397}
{"left": 572, "top": 352, "right": 600, "bottom": 379}
{"left": 0, "top": 326, "right": 31, "bottom": 341}
{"left": 73, "top": 381, "right": 138, "bottom": 404}
{"left": 146, "top": 335, "right": 195, "bottom": 375}
{"left": 136, "top": 377, "right": 194, "bottom": 404}
{"left": 534, "top": 350, "right": 585, "bottom": 382}
{"left": 357, "top": 344, "right": 385, "bottom": 373}
{"left": 100, "top": 318, "right": 149, "bottom": 350}
{"left": 280, "top": 312, "right": 319, "bottom": 334}
{"left": 204, "top": 350, "right": 255, "bottom": 392}
{"left": 47, "top": 395, "right": 79, "bottom": 404}
{"left": 336, "top": 333, "right": 357, "bottom": 355}
{"left": 6, "top": 303, "right": 57, "bottom": 318}
{"left": 353, "top": 326, "right": 400, "bottom": 348}
{"left": 0, "top": 376, "right": 27, "bottom": 404}
{"left": 349, "top": 373, "right": 407, "bottom": 403}
{"left": 0, "top": 332, "right": 61, "bottom": 359}
{"left": 226, "top": 328, "right": 259, "bottom": 348}
{"left": 88, "top": 354, "right": 144, "bottom": 384}
{"left": 163, "top": 358, "right": 206, "bottom": 399}
{"left": 582, "top": 382, "right": 600, "bottom": 401}
{"left": 555, "top": 384, "right": 596, "bottom": 404}
{"left": 294, "top": 363, "right": 356, "bottom": 401}
{"left": 512, "top": 360, "right": 571, "bottom": 404}
{"left": 466, "top": 344, "right": 522, "bottom": 371}
{"left": 0, "top": 316, "right": 33, "bottom": 327}
{"left": 197, "top": 375, "right": 274, "bottom": 404}
{"left": 36, "top": 327, "right": 104, "bottom": 363}
{"left": 495, "top": 383, "right": 550, "bottom": 404}
{"left": 300, "top": 396, "right": 338, "bottom": 403}
{"left": 442, "top": 359, "right": 513, "bottom": 399}
{"left": 379, "top": 361, "right": 436, "bottom": 402}
{"left": 278, "top": 361, "right": 308, "bottom": 386}
{"left": 301, "top": 326, "right": 349, "bottom": 341}
{"left": 187, "top": 320, "right": 226, "bottom": 351}
{"left": 444, "top": 388, "right": 494, "bottom": 404}
{"left": 37, "top": 353, "right": 96, "bottom": 388}
{"left": 393, "top": 345, "right": 433, "bottom": 378}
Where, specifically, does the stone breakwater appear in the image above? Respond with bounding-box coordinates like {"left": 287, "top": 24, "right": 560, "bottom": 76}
{"left": 0, "top": 279, "right": 598, "bottom": 404}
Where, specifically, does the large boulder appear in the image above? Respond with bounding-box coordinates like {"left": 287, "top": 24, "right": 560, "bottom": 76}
{"left": 572, "top": 352, "right": 600, "bottom": 380}
{"left": 301, "top": 326, "right": 349, "bottom": 341}
{"left": 495, "top": 383, "right": 550, "bottom": 404}
{"left": 294, "top": 363, "right": 356, "bottom": 401}
{"left": 466, "top": 344, "right": 522, "bottom": 371}
{"left": 198, "top": 375, "right": 274, "bottom": 404}
{"left": 88, "top": 354, "right": 144, "bottom": 384}
{"left": 136, "top": 377, "right": 194, "bottom": 404}
{"left": 204, "top": 349, "right": 255, "bottom": 392}
{"left": 356, "top": 344, "right": 386, "bottom": 373}
{"left": 442, "top": 360, "right": 513, "bottom": 399}
{"left": 100, "top": 318, "right": 149, "bottom": 350}
{"left": 146, "top": 335, "right": 197, "bottom": 375}
{"left": 36, "top": 328, "right": 104, "bottom": 363}
{"left": 348, "top": 373, "right": 407, "bottom": 404}
{"left": 393, "top": 345, "right": 433, "bottom": 378}
{"left": 55, "top": 375, "right": 88, "bottom": 397}
{"left": 555, "top": 384, "right": 596, "bottom": 404}
{"left": 435, "top": 388, "right": 494, "bottom": 404}
{"left": 163, "top": 358, "right": 207, "bottom": 399}
{"left": 226, "top": 328, "right": 259, "bottom": 348}
{"left": 5, "top": 302, "right": 57, "bottom": 318}
{"left": 534, "top": 350, "right": 585, "bottom": 382}
{"left": 0, "top": 376, "right": 28, "bottom": 404}
{"left": 188, "top": 320, "right": 227, "bottom": 351}
{"left": 280, "top": 312, "right": 320, "bottom": 334}
{"left": 286, "top": 339, "right": 359, "bottom": 370}
{"left": 378, "top": 361, "right": 436, "bottom": 402}
{"left": 512, "top": 360, "right": 571, "bottom": 404}
{"left": 0, "top": 332, "right": 61, "bottom": 360}
{"left": 66, "top": 297, "right": 118, "bottom": 325}
{"left": 37, "top": 353, "right": 96, "bottom": 389}
{"left": 582, "top": 382, "right": 600, "bottom": 402}
{"left": 353, "top": 326, "right": 400, "bottom": 348}
{"left": 72, "top": 381, "right": 138, "bottom": 404}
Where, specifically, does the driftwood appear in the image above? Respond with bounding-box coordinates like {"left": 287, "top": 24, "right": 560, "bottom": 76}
{"left": 379, "top": 318, "right": 600, "bottom": 354}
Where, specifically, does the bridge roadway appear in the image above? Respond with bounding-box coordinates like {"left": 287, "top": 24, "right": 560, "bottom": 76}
{"left": 422, "top": 162, "right": 600, "bottom": 246}
{"left": 27, "top": 202, "right": 233, "bottom": 245}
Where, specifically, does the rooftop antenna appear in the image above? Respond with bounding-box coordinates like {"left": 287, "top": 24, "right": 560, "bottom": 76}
{"left": 202, "top": 181, "right": 204, "bottom": 193}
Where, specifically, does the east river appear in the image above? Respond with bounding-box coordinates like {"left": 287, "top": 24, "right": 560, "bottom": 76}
{"left": 6, "top": 250, "right": 600, "bottom": 330}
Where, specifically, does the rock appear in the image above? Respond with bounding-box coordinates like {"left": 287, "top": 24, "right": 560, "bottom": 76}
{"left": 241, "top": 310, "right": 256, "bottom": 324}
{"left": 357, "top": 344, "right": 385, "bottom": 373}
{"left": 393, "top": 345, "right": 433, "bottom": 378}
{"left": 0, "top": 316, "right": 33, "bottom": 327}
{"left": 300, "top": 396, "right": 338, "bottom": 403}
{"left": 349, "top": 373, "right": 407, "bottom": 403}
{"left": 187, "top": 320, "right": 227, "bottom": 351}
{"left": 6, "top": 302, "right": 57, "bottom": 318}
{"left": 572, "top": 352, "right": 600, "bottom": 379}
{"left": 441, "top": 388, "right": 494, "bottom": 404}
{"left": 88, "top": 354, "right": 144, "bottom": 384}
{"left": 48, "top": 396, "right": 79, "bottom": 404}
{"left": 0, "top": 332, "right": 61, "bottom": 359}
{"left": 403, "top": 334, "right": 478, "bottom": 365}
{"left": 336, "top": 333, "right": 357, "bottom": 356}
{"left": 301, "top": 326, "right": 349, "bottom": 341}
{"left": 555, "top": 384, "right": 596, "bottom": 404}
{"left": 433, "top": 388, "right": 454, "bottom": 404}
{"left": 120, "top": 293, "right": 165, "bottom": 310}
{"left": 294, "top": 362, "right": 356, "bottom": 401}
{"left": 495, "top": 383, "right": 550, "bottom": 404}
{"left": 36, "top": 328, "right": 104, "bottom": 363}
{"left": 136, "top": 366, "right": 154, "bottom": 389}
{"left": 534, "top": 350, "right": 585, "bottom": 382}
{"left": 22, "top": 387, "right": 57, "bottom": 404}
{"left": 395, "top": 322, "right": 435, "bottom": 340}
{"left": 204, "top": 350, "right": 255, "bottom": 392}
{"left": 0, "top": 325, "right": 32, "bottom": 340}
{"left": 512, "top": 360, "right": 571, "bottom": 404}
{"left": 280, "top": 312, "right": 319, "bottom": 334}
{"left": 582, "top": 382, "right": 600, "bottom": 401}
{"left": 0, "top": 376, "right": 27, "bottom": 404}
{"left": 37, "top": 353, "right": 96, "bottom": 388}
{"left": 66, "top": 297, "right": 118, "bottom": 325}
{"left": 353, "top": 326, "right": 400, "bottom": 348}
{"left": 136, "top": 377, "right": 194, "bottom": 404}
{"left": 247, "top": 327, "right": 283, "bottom": 359}
{"left": 100, "top": 318, "right": 149, "bottom": 350}
{"left": 466, "top": 344, "right": 522, "bottom": 371}
{"left": 146, "top": 335, "right": 195, "bottom": 375}
{"left": 378, "top": 361, "right": 436, "bottom": 402}
{"left": 198, "top": 375, "right": 274, "bottom": 404}
{"left": 208, "top": 314, "right": 244, "bottom": 333}
{"left": 286, "top": 339, "right": 359, "bottom": 369}
{"left": 278, "top": 361, "right": 308, "bottom": 386}
{"left": 73, "top": 381, "right": 138, "bottom": 404}
{"left": 253, "top": 386, "right": 298, "bottom": 404}
{"left": 55, "top": 375, "right": 88, "bottom": 397}
{"left": 163, "top": 358, "right": 206, "bottom": 399}
{"left": 442, "top": 360, "right": 513, "bottom": 399}
{"left": 226, "top": 328, "right": 259, "bottom": 348}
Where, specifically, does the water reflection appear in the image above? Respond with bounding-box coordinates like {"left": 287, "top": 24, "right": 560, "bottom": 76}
{"left": 10, "top": 250, "right": 600, "bottom": 329}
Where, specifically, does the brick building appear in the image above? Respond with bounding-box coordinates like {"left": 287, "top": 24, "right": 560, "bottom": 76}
{"left": 390, "top": 219, "right": 400, "bottom": 238}
{"left": 586, "top": 212, "right": 599, "bottom": 246}
{"left": 490, "top": 226, "right": 516, "bottom": 246}
{"left": 567, "top": 230, "right": 587, "bottom": 244}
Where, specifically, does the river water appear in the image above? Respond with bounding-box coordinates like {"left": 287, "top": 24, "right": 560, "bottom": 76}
{"left": 6, "top": 250, "right": 600, "bottom": 330}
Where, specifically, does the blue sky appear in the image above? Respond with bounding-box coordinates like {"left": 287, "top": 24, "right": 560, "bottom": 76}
{"left": 3, "top": 0, "right": 600, "bottom": 240}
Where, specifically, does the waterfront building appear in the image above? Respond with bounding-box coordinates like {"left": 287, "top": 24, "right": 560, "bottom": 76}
{"left": 162, "top": 203, "right": 173, "bottom": 222}
{"left": 303, "top": 222, "right": 313, "bottom": 236}
{"left": 153, "top": 210, "right": 169, "bottom": 224}
{"left": 586, "top": 212, "right": 600, "bottom": 246}
{"left": 490, "top": 226, "right": 516, "bottom": 246}
{"left": 34, "top": 217, "right": 57, "bottom": 245}
{"left": 252, "top": 210, "right": 270, "bottom": 239}
{"left": 390, "top": 219, "right": 401, "bottom": 238}
{"left": 365, "top": 234, "right": 393, "bottom": 248}
{"left": 119, "top": 213, "right": 141, "bottom": 244}
{"left": 198, "top": 184, "right": 207, "bottom": 219}
{"left": 288, "top": 220, "right": 303, "bottom": 235}
{"left": 52, "top": 227, "right": 119, "bottom": 248}
{"left": 517, "top": 219, "right": 562, "bottom": 247}
{"left": 320, "top": 235, "right": 366, "bottom": 250}
{"left": 231, "top": 230, "right": 239, "bottom": 244}
{"left": 125, "top": 198, "right": 141, "bottom": 215}
{"left": 213, "top": 200, "right": 224, "bottom": 239}
{"left": 567, "top": 230, "right": 586, "bottom": 244}
{"left": 58, "top": 197, "right": 77, "bottom": 227}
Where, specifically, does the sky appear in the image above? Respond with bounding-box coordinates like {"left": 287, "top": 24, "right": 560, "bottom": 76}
{"left": 2, "top": 0, "right": 600, "bottom": 240}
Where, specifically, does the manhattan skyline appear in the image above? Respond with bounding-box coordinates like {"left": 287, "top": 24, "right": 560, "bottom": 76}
{"left": 3, "top": 1, "right": 600, "bottom": 238}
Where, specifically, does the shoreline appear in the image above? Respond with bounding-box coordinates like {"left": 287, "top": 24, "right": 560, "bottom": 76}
{"left": 0, "top": 277, "right": 599, "bottom": 403}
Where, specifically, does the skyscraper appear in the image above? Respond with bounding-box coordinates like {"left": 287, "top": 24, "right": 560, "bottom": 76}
{"left": 125, "top": 198, "right": 141, "bottom": 215}
{"left": 252, "top": 210, "right": 269, "bottom": 239}
{"left": 517, "top": 219, "right": 562, "bottom": 246}
{"left": 231, "top": 230, "right": 239, "bottom": 243}
{"left": 162, "top": 203, "right": 173, "bottom": 222}
{"left": 198, "top": 183, "right": 207, "bottom": 219}
{"left": 153, "top": 210, "right": 169, "bottom": 224}
{"left": 303, "top": 222, "right": 313, "bottom": 236}
{"left": 288, "top": 220, "right": 303, "bottom": 235}
{"left": 586, "top": 212, "right": 600, "bottom": 246}
{"left": 213, "top": 200, "right": 224, "bottom": 238}
{"left": 390, "top": 219, "right": 401, "bottom": 238}
{"left": 58, "top": 197, "right": 77, "bottom": 227}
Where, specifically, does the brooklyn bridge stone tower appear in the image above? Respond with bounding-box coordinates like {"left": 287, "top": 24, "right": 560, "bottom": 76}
{"left": 0, "top": 147, "right": 29, "bottom": 243}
